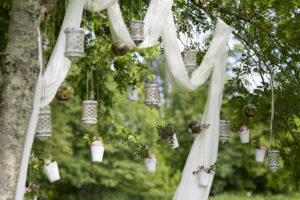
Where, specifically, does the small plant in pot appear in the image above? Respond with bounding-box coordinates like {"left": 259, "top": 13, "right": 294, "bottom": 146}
{"left": 253, "top": 138, "right": 267, "bottom": 162}
{"left": 156, "top": 124, "right": 179, "bottom": 149}
{"left": 193, "top": 164, "right": 216, "bottom": 187}
{"left": 188, "top": 119, "right": 210, "bottom": 134}
{"left": 239, "top": 125, "right": 250, "bottom": 143}
{"left": 133, "top": 144, "right": 156, "bottom": 173}
{"left": 24, "top": 183, "right": 47, "bottom": 200}
{"left": 43, "top": 155, "right": 60, "bottom": 183}
{"left": 84, "top": 133, "right": 105, "bottom": 163}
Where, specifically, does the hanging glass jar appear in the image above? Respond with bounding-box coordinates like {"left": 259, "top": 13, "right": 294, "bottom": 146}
{"left": 144, "top": 83, "right": 159, "bottom": 109}
{"left": 55, "top": 81, "right": 74, "bottom": 101}
{"left": 243, "top": 104, "right": 257, "bottom": 118}
{"left": 82, "top": 100, "right": 98, "bottom": 127}
{"left": 188, "top": 119, "right": 210, "bottom": 134}
{"left": 219, "top": 120, "right": 231, "bottom": 143}
{"left": 268, "top": 150, "right": 280, "bottom": 173}
{"left": 111, "top": 41, "right": 129, "bottom": 56}
{"left": 130, "top": 20, "right": 145, "bottom": 45}
{"left": 183, "top": 50, "right": 197, "bottom": 72}
{"left": 64, "top": 27, "right": 85, "bottom": 62}
{"left": 36, "top": 106, "right": 52, "bottom": 140}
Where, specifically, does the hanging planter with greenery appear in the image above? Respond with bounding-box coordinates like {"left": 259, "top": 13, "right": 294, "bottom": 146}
{"left": 192, "top": 164, "right": 216, "bottom": 187}
{"left": 156, "top": 124, "right": 179, "bottom": 149}
{"left": 24, "top": 183, "right": 47, "bottom": 200}
{"left": 188, "top": 119, "right": 210, "bottom": 134}
{"left": 253, "top": 138, "right": 267, "bottom": 162}
{"left": 84, "top": 132, "right": 105, "bottom": 163}
{"left": 43, "top": 155, "right": 60, "bottom": 183}
{"left": 239, "top": 125, "right": 250, "bottom": 143}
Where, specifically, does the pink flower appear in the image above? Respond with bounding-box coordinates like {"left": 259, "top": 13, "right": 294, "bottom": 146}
{"left": 239, "top": 125, "right": 248, "bottom": 131}
{"left": 197, "top": 166, "right": 207, "bottom": 173}
{"left": 91, "top": 140, "right": 103, "bottom": 146}
{"left": 259, "top": 145, "right": 267, "bottom": 150}
{"left": 24, "top": 187, "right": 30, "bottom": 193}
{"left": 148, "top": 154, "right": 156, "bottom": 159}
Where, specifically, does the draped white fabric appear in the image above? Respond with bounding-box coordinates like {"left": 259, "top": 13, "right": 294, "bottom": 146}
{"left": 17, "top": 0, "right": 232, "bottom": 199}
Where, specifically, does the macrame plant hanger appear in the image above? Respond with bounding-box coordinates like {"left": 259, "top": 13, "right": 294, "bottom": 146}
{"left": 267, "top": 72, "right": 280, "bottom": 173}
{"left": 82, "top": 2, "right": 98, "bottom": 128}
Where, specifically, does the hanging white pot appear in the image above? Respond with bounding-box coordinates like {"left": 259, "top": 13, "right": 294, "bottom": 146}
{"left": 43, "top": 161, "right": 60, "bottom": 183}
{"left": 219, "top": 120, "right": 230, "bottom": 143}
{"left": 183, "top": 50, "right": 197, "bottom": 72}
{"left": 198, "top": 172, "right": 210, "bottom": 187}
{"left": 126, "top": 85, "right": 139, "bottom": 101}
{"left": 82, "top": 100, "right": 98, "bottom": 127}
{"left": 168, "top": 134, "right": 179, "bottom": 149}
{"left": 268, "top": 150, "right": 280, "bottom": 173}
{"left": 64, "top": 27, "right": 85, "bottom": 62}
{"left": 90, "top": 140, "right": 105, "bottom": 163}
{"left": 144, "top": 83, "right": 159, "bottom": 109}
{"left": 255, "top": 149, "right": 266, "bottom": 162}
{"left": 239, "top": 128, "right": 249, "bottom": 143}
{"left": 144, "top": 154, "right": 156, "bottom": 173}
{"left": 35, "top": 106, "right": 52, "bottom": 140}
{"left": 130, "top": 20, "right": 145, "bottom": 45}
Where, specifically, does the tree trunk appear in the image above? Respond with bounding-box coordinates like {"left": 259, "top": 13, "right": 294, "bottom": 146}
{"left": 0, "top": 0, "right": 40, "bottom": 199}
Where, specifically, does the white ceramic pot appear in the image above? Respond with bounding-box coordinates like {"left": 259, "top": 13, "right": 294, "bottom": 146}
{"left": 43, "top": 161, "right": 60, "bottom": 183}
{"left": 91, "top": 145, "right": 105, "bottom": 162}
{"left": 255, "top": 149, "right": 266, "bottom": 162}
{"left": 144, "top": 157, "right": 156, "bottom": 173}
{"left": 239, "top": 130, "right": 249, "bottom": 143}
{"left": 168, "top": 134, "right": 179, "bottom": 149}
{"left": 126, "top": 86, "right": 139, "bottom": 101}
{"left": 198, "top": 172, "right": 210, "bottom": 187}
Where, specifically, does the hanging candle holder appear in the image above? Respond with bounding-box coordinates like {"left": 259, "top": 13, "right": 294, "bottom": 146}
{"left": 268, "top": 150, "right": 280, "bottom": 173}
{"left": 36, "top": 106, "right": 52, "bottom": 140}
{"left": 243, "top": 104, "right": 257, "bottom": 118}
{"left": 111, "top": 41, "right": 129, "bottom": 56}
{"left": 144, "top": 83, "right": 159, "bottom": 109}
{"left": 183, "top": 50, "right": 197, "bottom": 72}
{"left": 188, "top": 119, "right": 210, "bottom": 134}
{"left": 55, "top": 81, "right": 74, "bottom": 101}
{"left": 64, "top": 27, "right": 85, "bottom": 62}
{"left": 219, "top": 120, "right": 231, "bottom": 144}
{"left": 82, "top": 100, "right": 98, "bottom": 127}
{"left": 130, "top": 20, "right": 145, "bottom": 45}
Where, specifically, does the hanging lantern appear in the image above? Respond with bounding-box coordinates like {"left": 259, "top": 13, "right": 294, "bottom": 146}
{"left": 243, "top": 104, "right": 257, "bottom": 118}
{"left": 130, "top": 20, "right": 145, "bottom": 45}
{"left": 188, "top": 119, "right": 210, "bottom": 134}
{"left": 268, "top": 150, "right": 280, "bottom": 173}
{"left": 36, "top": 106, "right": 52, "bottom": 140}
{"left": 183, "top": 50, "right": 197, "bottom": 72}
{"left": 55, "top": 81, "right": 74, "bottom": 101}
{"left": 64, "top": 27, "right": 85, "bottom": 62}
{"left": 111, "top": 41, "right": 129, "bottom": 56}
{"left": 219, "top": 120, "right": 230, "bottom": 143}
{"left": 144, "top": 83, "right": 159, "bottom": 109}
{"left": 82, "top": 100, "right": 98, "bottom": 127}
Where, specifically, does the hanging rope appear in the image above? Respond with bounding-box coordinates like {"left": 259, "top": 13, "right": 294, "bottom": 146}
{"left": 268, "top": 72, "right": 275, "bottom": 149}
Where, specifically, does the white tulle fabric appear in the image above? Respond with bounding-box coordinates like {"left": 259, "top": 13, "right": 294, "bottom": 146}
{"left": 18, "top": 0, "right": 231, "bottom": 199}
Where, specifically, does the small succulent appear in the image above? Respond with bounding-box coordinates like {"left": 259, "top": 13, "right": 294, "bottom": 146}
{"left": 55, "top": 81, "right": 74, "bottom": 101}
{"left": 111, "top": 41, "right": 129, "bottom": 56}
{"left": 243, "top": 104, "right": 257, "bottom": 118}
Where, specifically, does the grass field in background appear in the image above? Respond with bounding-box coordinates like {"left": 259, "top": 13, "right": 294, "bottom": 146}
{"left": 210, "top": 193, "right": 300, "bottom": 200}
